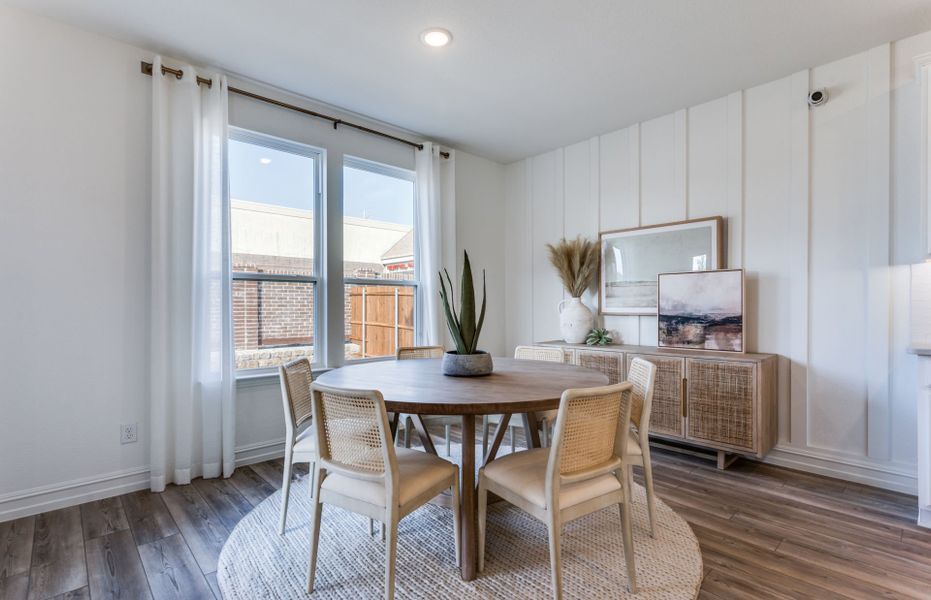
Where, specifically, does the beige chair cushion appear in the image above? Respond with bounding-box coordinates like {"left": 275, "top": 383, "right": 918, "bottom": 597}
{"left": 626, "top": 430, "right": 643, "bottom": 456}
{"left": 483, "top": 448, "right": 621, "bottom": 509}
{"left": 486, "top": 411, "right": 556, "bottom": 425}
{"left": 293, "top": 427, "right": 317, "bottom": 454}
{"left": 321, "top": 448, "right": 456, "bottom": 507}
{"left": 537, "top": 409, "right": 558, "bottom": 421}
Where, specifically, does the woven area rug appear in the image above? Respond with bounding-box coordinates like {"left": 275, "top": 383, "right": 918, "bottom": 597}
{"left": 217, "top": 447, "right": 703, "bottom": 599}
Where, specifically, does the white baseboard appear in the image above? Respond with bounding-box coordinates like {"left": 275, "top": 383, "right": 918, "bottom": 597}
{"left": 0, "top": 466, "right": 151, "bottom": 523}
{"left": 919, "top": 506, "right": 931, "bottom": 528}
{"left": 764, "top": 445, "right": 918, "bottom": 495}
{"left": 0, "top": 439, "right": 289, "bottom": 523}
{"left": 234, "top": 438, "right": 286, "bottom": 468}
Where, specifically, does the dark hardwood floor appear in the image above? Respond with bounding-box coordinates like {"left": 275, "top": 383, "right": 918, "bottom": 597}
{"left": 2, "top": 424, "right": 929, "bottom": 599}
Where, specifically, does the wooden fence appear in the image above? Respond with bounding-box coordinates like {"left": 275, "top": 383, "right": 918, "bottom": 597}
{"left": 347, "top": 285, "right": 415, "bottom": 359}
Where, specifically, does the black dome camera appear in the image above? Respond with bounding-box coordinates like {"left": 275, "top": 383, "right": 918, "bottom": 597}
{"left": 808, "top": 89, "right": 828, "bottom": 107}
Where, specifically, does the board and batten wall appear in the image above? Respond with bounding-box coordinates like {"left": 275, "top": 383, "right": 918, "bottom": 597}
{"left": 506, "top": 32, "right": 931, "bottom": 493}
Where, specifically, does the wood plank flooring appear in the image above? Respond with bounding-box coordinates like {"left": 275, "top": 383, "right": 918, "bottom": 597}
{"left": 1, "top": 424, "right": 929, "bottom": 599}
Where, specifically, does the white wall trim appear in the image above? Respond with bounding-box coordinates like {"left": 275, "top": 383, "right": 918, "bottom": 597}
{"left": 234, "top": 438, "right": 287, "bottom": 468}
{"left": 0, "top": 440, "right": 289, "bottom": 523}
{"left": 0, "top": 467, "right": 150, "bottom": 523}
{"left": 788, "top": 69, "right": 811, "bottom": 448}
{"left": 918, "top": 52, "right": 931, "bottom": 259}
{"left": 866, "top": 43, "right": 893, "bottom": 461}
{"left": 674, "top": 109, "right": 689, "bottom": 217}
{"left": 765, "top": 444, "right": 917, "bottom": 494}
{"left": 632, "top": 123, "right": 642, "bottom": 228}
{"left": 912, "top": 51, "right": 931, "bottom": 76}
{"left": 725, "top": 90, "right": 744, "bottom": 268}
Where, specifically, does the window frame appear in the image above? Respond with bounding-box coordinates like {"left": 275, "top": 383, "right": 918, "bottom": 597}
{"left": 342, "top": 155, "right": 420, "bottom": 362}
{"left": 229, "top": 127, "right": 325, "bottom": 374}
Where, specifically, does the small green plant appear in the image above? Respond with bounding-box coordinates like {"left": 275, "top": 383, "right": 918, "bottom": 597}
{"left": 439, "top": 250, "right": 487, "bottom": 355}
{"left": 585, "top": 328, "right": 613, "bottom": 346}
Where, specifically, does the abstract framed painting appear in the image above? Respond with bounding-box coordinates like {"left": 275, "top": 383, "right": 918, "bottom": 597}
{"left": 657, "top": 268, "right": 744, "bottom": 353}
{"left": 599, "top": 216, "right": 723, "bottom": 315}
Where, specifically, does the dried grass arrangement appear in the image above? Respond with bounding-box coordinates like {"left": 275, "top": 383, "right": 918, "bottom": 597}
{"left": 545, "top": 236, "right": 600, "bottom": 298}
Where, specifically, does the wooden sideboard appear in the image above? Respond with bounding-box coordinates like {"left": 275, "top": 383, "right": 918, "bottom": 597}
{"left": 537, "top": 341, "right": 778, "bottom": 467}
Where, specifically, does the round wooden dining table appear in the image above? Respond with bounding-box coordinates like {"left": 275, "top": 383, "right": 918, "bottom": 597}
{"left": 315, "top": 356, "right": 610, "bottom": 581}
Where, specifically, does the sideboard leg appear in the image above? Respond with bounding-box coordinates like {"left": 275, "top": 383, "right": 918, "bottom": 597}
{"left": 716, "top": 451, "right": 739, "bottom": 470}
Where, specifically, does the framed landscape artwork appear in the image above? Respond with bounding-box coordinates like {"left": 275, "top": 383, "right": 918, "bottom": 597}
{"left": 657, "top": 268, "right": 744, "bottom": 353}
{"left": 599, "top": 217, "right": 723, "bottom": 315}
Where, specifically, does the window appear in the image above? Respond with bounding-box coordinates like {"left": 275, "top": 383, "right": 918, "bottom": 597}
{"left": 343, "top": 157, "right": 418, "bottom": 360}
{"left": 229, "top": 129, "right": 323, "bottom": 371}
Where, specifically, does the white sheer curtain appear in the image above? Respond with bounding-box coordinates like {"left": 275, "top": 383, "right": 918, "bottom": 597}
{"left": 415, "top": 143, "right": 455, "bottom": 346}
{"left": 150, "top": 56, "right": 235, "bottom": 492}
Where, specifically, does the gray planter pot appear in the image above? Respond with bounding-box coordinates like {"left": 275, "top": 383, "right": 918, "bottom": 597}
{"left": 442, "top": 351, "right": 494, "bottom": 377}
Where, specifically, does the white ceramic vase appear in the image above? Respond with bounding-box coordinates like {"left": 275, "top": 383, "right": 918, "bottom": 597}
{"left": 558, "top": 297, "right": 594, "bottom": 344}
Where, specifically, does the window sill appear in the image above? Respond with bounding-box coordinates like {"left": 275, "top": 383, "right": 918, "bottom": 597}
{"left": 233, "top": 357, "right": 396, "bottom": 390}
{"left": 235, "top": 366, "right": 331, "bottom": 389}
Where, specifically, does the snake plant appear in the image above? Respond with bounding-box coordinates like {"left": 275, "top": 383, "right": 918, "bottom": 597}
{"left": 438, "top": 250, "right": 487, "bottom": 354}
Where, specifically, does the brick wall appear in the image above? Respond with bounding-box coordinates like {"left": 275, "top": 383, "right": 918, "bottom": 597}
{"left": 232, "top": 253, "right": 416, "bottom": 368}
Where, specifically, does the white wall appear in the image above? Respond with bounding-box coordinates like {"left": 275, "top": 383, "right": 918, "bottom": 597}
{"left": 0, "top": 5, "right": 153, "bottom": 519}
{"left": 505, "top": 34, "right": 931, "bottom": 493}
{"left": 0, "top": 5, "right": 507, "bottom": 520}
{"left": 454, "top": 151, "right": 507, "bottom": 357}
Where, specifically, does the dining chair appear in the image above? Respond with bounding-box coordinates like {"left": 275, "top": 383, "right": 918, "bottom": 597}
{"left": 396, "top": 345, "right": 458, "bottom": 456}
{"left": 620, "top": 357, "right": 658, "bottom": 536}
{"left": 306, "top": 382, "right": 461, "bottom": 600}
{"left": 278, "top": 357, "right": 317, "bottom": 535}
{"left": 477, "top": 382, "right": 637, "bottom": 597}
{"left": 482, "top": 345, "right": 565, "bottom": 455}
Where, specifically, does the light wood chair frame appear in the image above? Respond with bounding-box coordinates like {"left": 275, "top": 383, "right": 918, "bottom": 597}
{"left": 621, "top": 357, "right": 658, "bottom": 536}
{"left": 477, "top": 382, "right": 638, "bottom": 597}
{"left": 482, "top": 345, "right": 566, "bottom": 454}
{"left": 396, "top": 345, "right": 459, "bottom": 456}
{"left": 307, "top": 382, "right": 461, "bottom": 600}
{"left": 278, "top": 357, "right": 317, "bottom": 535}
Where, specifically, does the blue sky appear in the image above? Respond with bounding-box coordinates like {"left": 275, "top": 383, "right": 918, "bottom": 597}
{"left": 229, "top": 139, "right": 414, "bottom": 226}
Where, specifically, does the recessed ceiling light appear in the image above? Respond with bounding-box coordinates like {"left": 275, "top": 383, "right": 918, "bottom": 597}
{"left": 259, "top": 158, "right": 272, "bottom": 165}
{"left": 420, "top": 28, "right": 452, "bottom": 48}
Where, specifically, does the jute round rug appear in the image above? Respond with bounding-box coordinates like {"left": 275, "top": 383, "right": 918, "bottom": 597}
{"left": 218, "top": 449, "right": 702, "bottom": 599}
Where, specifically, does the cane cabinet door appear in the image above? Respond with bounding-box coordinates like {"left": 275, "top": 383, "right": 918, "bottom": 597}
{"left": 572, "top": 348, "right": 626, "bottom": 384}
{"left": 685, "top": 359, "right": 757, "bottom": 452}
{"left": 627, "top": 354, "right": 685, "bottom": 438}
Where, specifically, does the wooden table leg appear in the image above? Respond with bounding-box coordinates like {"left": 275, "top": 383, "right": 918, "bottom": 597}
{"left": 460, "top": 415, "right": 477, "bottom": 581}
{"left": 522, "top": 412, "right": 541, "bottom": 449}
{"left": 410, "top": 415, "right": 439, "bottom": 455}
{"left": 483, "top": 413, "right": 511, "bottom": 466}
{"left": 389, "top": 412, "right": 400, "bottom": 443}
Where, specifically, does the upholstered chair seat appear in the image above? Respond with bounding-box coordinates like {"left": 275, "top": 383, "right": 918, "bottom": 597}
{"left": 625, "top": 430, "right": 644, "bottom": 456}
{"left": 483, "top": 345, "right": 567, "bottom": 454}
{"left": 482, "top": 448, "right": 623, "bottom": 511}
{"left": 478, "top": 382, "right": 639, "bottom": 598}
{"left": 306, "top": 383, "right": 461, "bottom": 600}
{"left": 320, "top": 447, "right": 458, "bottom": 509}
{"left": 396, "top": 346, "right": 459, "bottom": 456}
{"left": 619, "top": 357, "right": 658, "bottom": 535}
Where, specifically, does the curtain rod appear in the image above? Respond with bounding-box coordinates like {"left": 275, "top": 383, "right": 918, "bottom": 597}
{"left": 141, "top": 61, "right": 450, "bottom": 159}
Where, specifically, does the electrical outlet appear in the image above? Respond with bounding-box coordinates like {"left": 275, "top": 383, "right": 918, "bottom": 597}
{"left": 120, "top": 422, "right": 138, "bottom": 444}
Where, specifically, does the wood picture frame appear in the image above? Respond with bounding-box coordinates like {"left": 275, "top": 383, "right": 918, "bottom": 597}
{"left": 599, "top": 216, "right": 724, "bottom": 315}
{"left": 657, "top": 268, "right": 745, "bottom": 353}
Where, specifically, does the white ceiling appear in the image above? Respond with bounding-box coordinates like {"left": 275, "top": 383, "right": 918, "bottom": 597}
{"left": 9, "top": 0, "right": 931, "bottom": 163}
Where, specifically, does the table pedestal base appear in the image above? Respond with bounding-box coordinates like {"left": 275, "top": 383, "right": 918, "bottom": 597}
{"left": 459, "top": 415, "right": 477, "bottom": 580}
